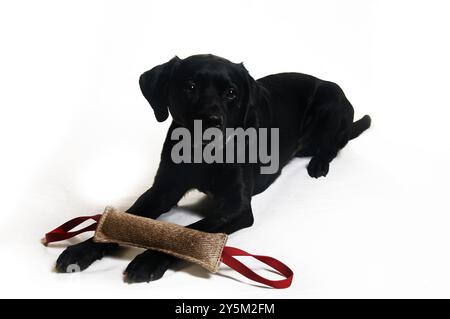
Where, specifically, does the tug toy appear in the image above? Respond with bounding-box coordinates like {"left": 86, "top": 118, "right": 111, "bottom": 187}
{"left": 43, "top": 207, "right": 293, "bottom": 289}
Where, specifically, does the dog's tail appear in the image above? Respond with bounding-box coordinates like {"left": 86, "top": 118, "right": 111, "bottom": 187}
{"left": 349, "top": 115, "right": 371, "bottom": 140}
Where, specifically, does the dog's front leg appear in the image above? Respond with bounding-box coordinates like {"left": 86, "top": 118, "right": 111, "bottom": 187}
{"left": 56, "top": 161, "right": 189, "bottom": 273}
{"left": 125, "top": 169, "right": 254, "bottom": 283}
{"left": 126, "top": 163, "right": 190, "bottom": 218}
{"left": 124, "top": 199, "right": 253, "bottom": 283}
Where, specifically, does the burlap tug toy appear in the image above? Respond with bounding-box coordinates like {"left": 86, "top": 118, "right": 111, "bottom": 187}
{"left": 95, "top": 207, "right": 227, "bottom": 272}
{"left": 43, "top": 206, "right": 293, "bottom": 288}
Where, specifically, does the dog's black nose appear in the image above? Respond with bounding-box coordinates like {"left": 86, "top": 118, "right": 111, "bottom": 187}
{"left": 205, "top": 115, "right": 223, "bottom": 129}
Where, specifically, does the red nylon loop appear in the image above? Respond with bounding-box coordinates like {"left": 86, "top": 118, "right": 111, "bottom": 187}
{"left": 221, "top": 246, "right": 293, "bottom": 289}
{"left": 42, "top": 214, "right": 101, "bottom": 245}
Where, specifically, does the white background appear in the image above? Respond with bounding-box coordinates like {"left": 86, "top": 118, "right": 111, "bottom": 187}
{"left": 0, "top": 0, "right": 449, "bottom": 298}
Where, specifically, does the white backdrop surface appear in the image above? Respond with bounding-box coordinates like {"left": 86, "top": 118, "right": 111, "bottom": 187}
{"left": 0, "top": 0, "right": 449, "bottom": 298}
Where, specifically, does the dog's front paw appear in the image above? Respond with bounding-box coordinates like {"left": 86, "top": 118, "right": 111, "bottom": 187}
{"left": 55, "top": 238, "right": 116, "bottom": 273}
{"left": 307, "top": 157, "right": 330, "bottom": 178}
{"left": 124, "top": 250, "right": 172, "bottom": 283}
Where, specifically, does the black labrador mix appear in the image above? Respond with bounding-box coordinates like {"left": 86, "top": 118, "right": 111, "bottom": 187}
{"left": 56, "top": 54, "right": 371, "bottom": 283}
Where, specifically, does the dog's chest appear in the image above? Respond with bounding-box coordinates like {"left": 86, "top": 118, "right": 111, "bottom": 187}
{"left": 191, "top": 164, "right": 242, "bottom": 195}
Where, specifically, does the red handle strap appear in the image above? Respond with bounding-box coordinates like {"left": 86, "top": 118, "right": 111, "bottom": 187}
{"left": 42, "top": 214, "right": 102, "bottom": 246}
{"left": 221, "top": 246, "right": 293, "bottom": 289}
{"left": 43, "top": 215, "right": 294, "bottom": 289}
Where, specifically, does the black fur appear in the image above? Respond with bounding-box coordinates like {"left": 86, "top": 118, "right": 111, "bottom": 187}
{"left": 56, "top": 54, "right": 371, "bottom": 282}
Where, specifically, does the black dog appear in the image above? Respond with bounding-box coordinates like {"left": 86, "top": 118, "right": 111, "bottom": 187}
{"left": 56, "top": 54, "right": 371, "bottom": 282}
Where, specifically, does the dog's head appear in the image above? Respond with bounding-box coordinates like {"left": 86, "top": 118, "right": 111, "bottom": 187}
{"left": 139, "top": 54, "right": 258, "bottom": 131}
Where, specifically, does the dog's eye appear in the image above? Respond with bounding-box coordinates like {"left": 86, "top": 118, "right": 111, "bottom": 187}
{"left": 185, "top": 81, "right": 196, "bottom": 92}
{"left": 225, "top": 88, "right": 237, "bottom": 100}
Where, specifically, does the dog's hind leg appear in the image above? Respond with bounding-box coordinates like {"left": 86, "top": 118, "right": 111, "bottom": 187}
{"left": 295, "top": 145, "right": 316, "bottom": 157}
{"left": 305, "top": 84, "right": 355, "bottom": 178}
{"left": 307, "top": 107, "right": 352, "bottom": 178}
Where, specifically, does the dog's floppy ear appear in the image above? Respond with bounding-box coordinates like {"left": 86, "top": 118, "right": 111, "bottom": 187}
{"left": 139, "top": 56, "right": 180, "bottom": 122}
{"left": 239, "top": 63, "right": 260, "bottom": 128}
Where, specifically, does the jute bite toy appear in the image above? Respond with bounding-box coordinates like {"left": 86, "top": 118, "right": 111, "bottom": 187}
{"left": 43, "top": 207, "right": 294, "bottom": 288}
